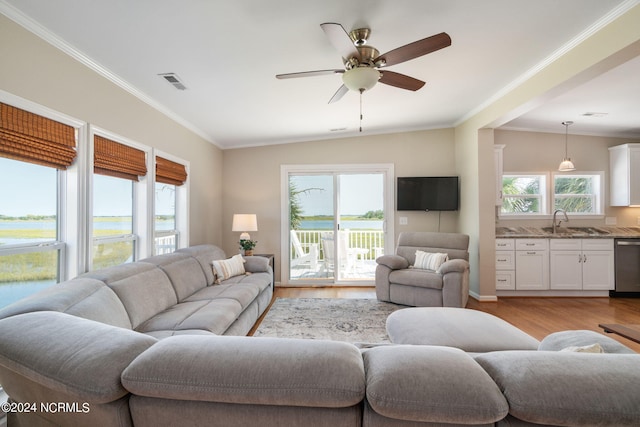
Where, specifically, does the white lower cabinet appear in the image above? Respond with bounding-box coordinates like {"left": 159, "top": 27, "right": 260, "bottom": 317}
{"left": 550, "top": 239, "right": 614, "bottom": 290}
{"left": 515, "top": 239, "right": 549, "bottom": 290}
{"left": 496, "top": 237, "right": 614, "bottom": 293}
{"left": 496, "top": 239, "right": 515, "bottom": 290}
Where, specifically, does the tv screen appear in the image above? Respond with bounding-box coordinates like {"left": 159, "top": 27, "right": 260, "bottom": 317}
{"left": 397, "top": 176, "right": 459, "bottom": 211}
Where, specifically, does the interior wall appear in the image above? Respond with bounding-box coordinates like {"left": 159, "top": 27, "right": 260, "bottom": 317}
{"left": 222, "top": 128, "right": 456, "bottom": 283}
{"left": 0, "top": 14, "right": 223, "bottom": 246}
{"left": 496, "top": 129, "right": 640, "bottom": 227}
{"left": 455, "top": 3, "right": 640, "bottom": 301}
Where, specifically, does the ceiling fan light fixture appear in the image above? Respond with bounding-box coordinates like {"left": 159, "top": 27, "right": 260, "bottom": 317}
{"left": 342, "top": 66, "right": 380, "bottom": 91}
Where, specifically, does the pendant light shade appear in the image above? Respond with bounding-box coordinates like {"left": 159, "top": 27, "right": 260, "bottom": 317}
{"left": 558, "top": 121, "right": 575, "bottom": 172}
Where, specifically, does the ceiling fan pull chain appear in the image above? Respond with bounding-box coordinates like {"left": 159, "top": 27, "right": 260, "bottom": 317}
{"left": 359, "top": 88, "right": 364, "bottom": 132}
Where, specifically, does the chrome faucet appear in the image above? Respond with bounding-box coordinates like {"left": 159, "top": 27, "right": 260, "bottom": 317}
{"left": 552, "top": 209, "right": 569, "bottom": 234}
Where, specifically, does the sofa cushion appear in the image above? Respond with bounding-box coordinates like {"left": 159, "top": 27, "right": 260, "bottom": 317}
{"left": 0, "top": 278, "right": 132, "bottom": 329}
{"left": 177, "top": 245, "right": 227, "bottom": 285}
{"left": 364, "top": 345, "right": 508, "bottom": 424}
{"left": 539, "top": 330, "right": 636, "bottom": 354}
{"left": 388, "top": 269, "right": 443, "bottom": 289}
{"left": 475, "top": 350, "right": 640, "bottom": 426}
{"left": 140, "top": 252, "right": 208, "bottom": 301}
{"left": 185, "top": 283, "right": 260, "bottom": 310}
{"left": 83, "top": 262, "right": 178, "bottom": 329}
{"left": 122, "top": 335, "right": 365, "bottom": 408}
{"left": 0, "top": 312, "right": 156, "bottom": 403}
{"left": 136, "top": 298, "right": 242, "bottom": 335}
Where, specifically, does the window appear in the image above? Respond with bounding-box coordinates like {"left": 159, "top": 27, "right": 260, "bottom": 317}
{"left": 501, "top": 174, "right": 547, "bottom": 215}
{"left": 553, "top": 172, "right": 603, "bottom": 215}
{"left": 90, "top": 131, "right": 148, "bottom": 270}
{"left": 92, "top": 174, "right": 135, "bottom": 269}
{"left": 0, "top": 101, "right": 79, "bottom": 309}
{"left": 501, "top": 172, "right": 604, "bottom": 217}
{"left": 154, "top": 153, "right": 188, "bottom": 255}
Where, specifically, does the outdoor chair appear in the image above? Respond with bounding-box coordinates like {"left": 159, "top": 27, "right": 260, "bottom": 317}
{"left": 290, "top": 230, "right": 318, "bottom": 268}
{"left": 375, "top": 231, "right": 470, "bottom": 307}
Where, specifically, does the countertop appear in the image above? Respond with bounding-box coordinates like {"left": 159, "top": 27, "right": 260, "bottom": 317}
{"left": 495, "top": 226, "right": 640, "bottom": 239}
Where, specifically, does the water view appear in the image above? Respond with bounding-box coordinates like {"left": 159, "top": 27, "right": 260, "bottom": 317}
{"left": 0, "top": 217, "right": 175, "bottom": 309}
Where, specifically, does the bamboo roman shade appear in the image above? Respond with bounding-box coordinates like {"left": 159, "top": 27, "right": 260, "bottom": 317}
{"left": 0, "top": 102, "right": 77, "bottom": 169}
{"left": 156, "top": 156, "right": 187, "bottom": 186}
{"left": 94, "top": 135, "right": 147, "bottom": 181}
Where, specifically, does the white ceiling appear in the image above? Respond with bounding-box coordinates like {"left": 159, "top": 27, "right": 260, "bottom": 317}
{"left": 2, "top": 0, "right": 639, "bottom": 148}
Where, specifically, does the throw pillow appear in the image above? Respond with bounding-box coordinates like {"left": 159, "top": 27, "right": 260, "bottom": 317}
{"left": 414, "top": 250, "right": 449, "bottom": 271}
{"left": 560, "top": 343, "right": 605, "bottom": 353}
{"left": 212, "top": 254, "right": 246, "bottom": 283}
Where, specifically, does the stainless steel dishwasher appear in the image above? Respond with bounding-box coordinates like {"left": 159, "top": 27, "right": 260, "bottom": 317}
{"left": 611, "top": 238, "right": 640, "bottom": 296}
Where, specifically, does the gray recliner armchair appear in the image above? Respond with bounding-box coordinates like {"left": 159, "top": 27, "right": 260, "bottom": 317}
{"left": 376, "top": 232, "right": 470, "bottom": 307}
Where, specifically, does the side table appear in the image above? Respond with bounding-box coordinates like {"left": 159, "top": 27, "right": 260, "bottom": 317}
{"left": 253, "top": 253, "right": 275, "bottom": 291}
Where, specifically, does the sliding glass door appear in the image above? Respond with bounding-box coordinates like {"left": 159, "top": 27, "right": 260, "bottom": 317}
{"left": 283, "top": 164, "right": 394, "bottom": 286}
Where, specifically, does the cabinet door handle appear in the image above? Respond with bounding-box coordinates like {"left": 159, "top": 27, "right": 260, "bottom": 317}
{"left": 527, "top": 251, "right": 536, "bottom": 255}
{"left": 578, "top": 254, "right": 583, "bottom": 263}
{"left": 583, "top": 254, "right": 587, "bottom": 263}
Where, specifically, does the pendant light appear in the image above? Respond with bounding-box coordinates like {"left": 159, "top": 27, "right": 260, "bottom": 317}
{"left": 558, "top": 121, "right": 576, "bottom": 172}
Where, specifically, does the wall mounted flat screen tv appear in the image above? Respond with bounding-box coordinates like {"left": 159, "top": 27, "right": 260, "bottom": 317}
{"left": 397, "top": 176, "right": 459, "bottom": 211}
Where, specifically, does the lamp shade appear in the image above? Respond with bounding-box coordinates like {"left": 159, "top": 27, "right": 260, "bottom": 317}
{"left": 232, "top": 214, "right": 258, "bottom": 240}
{"left": 558, "top": 158, "right": 576, "bottom": 172}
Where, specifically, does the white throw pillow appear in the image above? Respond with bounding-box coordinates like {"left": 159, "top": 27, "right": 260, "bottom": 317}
{"left": 560, "top": 343, "right": 605, "bottom": 353}
{"left": 414, "top": 250, "right": 449, "bottom": 271}
{"left": 212, "top": 254, "right": 246, "bottom": 283}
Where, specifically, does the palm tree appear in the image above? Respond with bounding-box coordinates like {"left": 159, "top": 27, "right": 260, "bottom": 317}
{"left": 502, "top": 177, "right": 540, "bottom": 213}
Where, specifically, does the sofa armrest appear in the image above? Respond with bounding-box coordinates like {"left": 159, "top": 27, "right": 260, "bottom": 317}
{"left": 242, "top": 255, "right": 270, "bottom": 273}
{"left": 437, "top": 258, "right": 470, "bottom": 275}
{"left": 0, "top": 311, "right": 157, "bottom": 403}
{"left": 122, "top": 335, "right": 365, "bottom": 408}
{"left": 376, "top": 255, "right": 409, "bottom": 270}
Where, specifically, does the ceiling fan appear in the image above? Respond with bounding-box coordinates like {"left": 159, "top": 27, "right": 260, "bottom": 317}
{"left": 276, "top": 22, "right": 452, "bottom": 103}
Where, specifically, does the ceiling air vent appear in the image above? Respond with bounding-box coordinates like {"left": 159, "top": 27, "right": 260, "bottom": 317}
{"left": 158, "top": 73, "right": 187, "bottom": 90}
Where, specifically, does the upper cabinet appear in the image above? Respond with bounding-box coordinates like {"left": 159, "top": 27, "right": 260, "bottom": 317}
{"left": 609, "top": 143, "right": 640, "bottom": 207}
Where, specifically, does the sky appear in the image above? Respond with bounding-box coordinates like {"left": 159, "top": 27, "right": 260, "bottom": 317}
{"left": 291, "top": 173, "right": 384, "bottom": 216}
{"left": 0, "top": 157, "right": 57, "bottom": 216}
{"left": 0, "top": 157, "right": 172, "bottom": 218}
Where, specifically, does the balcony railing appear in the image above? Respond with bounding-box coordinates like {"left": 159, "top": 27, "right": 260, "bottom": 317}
{"left": 292, "top": 229, "right": 384, "bottom": 262}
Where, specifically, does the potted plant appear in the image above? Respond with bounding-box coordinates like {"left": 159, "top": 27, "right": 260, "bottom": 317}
{"left": 239, "top": 239, "right": 257, "bottom": 256}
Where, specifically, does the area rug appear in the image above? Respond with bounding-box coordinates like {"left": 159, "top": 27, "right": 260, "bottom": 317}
{"left": 253, "top": 298, "right": 406, "bottom": 343}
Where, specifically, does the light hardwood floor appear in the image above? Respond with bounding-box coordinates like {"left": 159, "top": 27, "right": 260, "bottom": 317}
{"left": 254, "top": 286, "right": 640, "bottom": 352}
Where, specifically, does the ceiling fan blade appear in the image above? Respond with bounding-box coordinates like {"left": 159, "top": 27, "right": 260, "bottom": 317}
{"left": 375, "top": 32, "right": 451, "bottom": 67}
{"left": 328, "top": 84, "right": 349, "bottom": 104}
{"left": 379, "top": 70, "right": 425, "bottom": 91}
{"left": 320, "top": 23, "right": 360, "bottom": 61}
{"left": 276, "top": 69, "right": 344, "bottom": 79}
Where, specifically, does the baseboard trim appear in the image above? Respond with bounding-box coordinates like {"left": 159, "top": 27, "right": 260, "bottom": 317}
{"left": 469, "top": 291, "right": 498, "bottom": 302}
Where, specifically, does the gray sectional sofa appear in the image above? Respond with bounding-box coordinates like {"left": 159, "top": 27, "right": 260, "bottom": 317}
{"left": 0, "top": 244, "right": 639, "bottom": 427}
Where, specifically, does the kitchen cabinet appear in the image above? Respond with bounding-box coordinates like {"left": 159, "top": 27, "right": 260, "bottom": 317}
{"left": 515, "top": 239, "right": 549, "bottom": 290}
{"left": 609, "top": 143, "right": 640, "bottom": 206}
{"left": 550, "top": 239, "right": 614, "bottom": 290}
{"left": 495, "top": 238, "right": 515, "bottom": 290}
